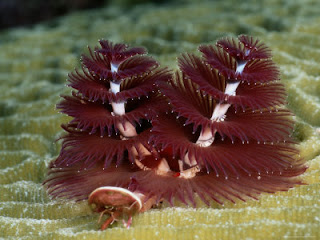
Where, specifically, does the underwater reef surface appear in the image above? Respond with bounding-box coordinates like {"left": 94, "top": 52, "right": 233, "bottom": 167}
{"left": 0, "top": 0, "right": 319, "bottom": 239}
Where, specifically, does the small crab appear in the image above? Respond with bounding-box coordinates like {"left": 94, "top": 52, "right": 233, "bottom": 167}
{"left": 88, "top": 186, "right": 156, "bottom": 230}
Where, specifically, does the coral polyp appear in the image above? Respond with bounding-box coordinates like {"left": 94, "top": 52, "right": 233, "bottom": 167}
{"left": 44, "top": 36, "right": 306, "bottom": 229}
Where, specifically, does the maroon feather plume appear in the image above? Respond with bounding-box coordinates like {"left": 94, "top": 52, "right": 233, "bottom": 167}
{"left": 44, "top": 36, "right": 306, "bottom": 213}
{"left": 50, "top": 40, "right": 170, "bottom": 169}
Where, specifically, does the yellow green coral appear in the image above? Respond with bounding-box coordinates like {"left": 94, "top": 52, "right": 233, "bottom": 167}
{"left": 0, "top": 0, "right": 320, "bottom": 239}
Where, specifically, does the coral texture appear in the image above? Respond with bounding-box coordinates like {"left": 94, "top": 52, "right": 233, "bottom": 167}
{"left": 45, "top": 36, "right": 306, "bottom": 213}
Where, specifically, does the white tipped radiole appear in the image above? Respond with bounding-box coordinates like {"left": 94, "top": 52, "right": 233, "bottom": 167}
{"left": 196, "top": 59, "right": 248, "bottom": 147}
{"left": 109, "top": 64, "right": 138, "bottom": 138}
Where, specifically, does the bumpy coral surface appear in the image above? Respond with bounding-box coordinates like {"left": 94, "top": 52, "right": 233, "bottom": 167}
{"left": 1, "top": 0, "right": 320, "bottom": 239}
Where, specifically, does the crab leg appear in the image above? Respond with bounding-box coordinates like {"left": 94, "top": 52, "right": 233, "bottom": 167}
{"left": 101, "top": 211, "right": 121, "bottom": 230}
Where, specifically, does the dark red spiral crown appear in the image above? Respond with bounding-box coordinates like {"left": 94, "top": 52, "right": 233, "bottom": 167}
{"left": 51, "top": 40, "right": 170, "bottom": 169}
{"left": 45, "top": 36, "right": 306, "bottom": 206}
